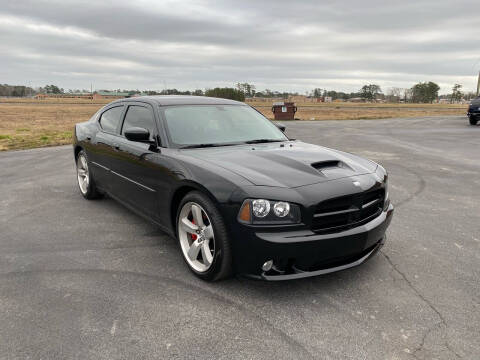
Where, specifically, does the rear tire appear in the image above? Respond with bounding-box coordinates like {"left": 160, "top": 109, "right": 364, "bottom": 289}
{"left": 76, "top": 150, "right": 102, "bottom": 200}
{"left": 469, "top": 116, "right": 478, "bottom": 125}
{"left": 176, "top": 191, "right": 232, "bottom": 281}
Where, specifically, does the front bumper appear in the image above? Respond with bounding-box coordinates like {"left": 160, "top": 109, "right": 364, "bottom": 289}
{"left": 467, "top": 108, "right": 480, "bottom": 117}
{"left": 232, "top": 203, "right": 394, "bottom": 280}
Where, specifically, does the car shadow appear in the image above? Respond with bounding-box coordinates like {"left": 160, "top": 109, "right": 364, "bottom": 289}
{"left": 90, "top": 193, "right": 388, "bottom": 304}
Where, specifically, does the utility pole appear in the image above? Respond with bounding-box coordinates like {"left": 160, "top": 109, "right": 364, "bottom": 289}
{"left": 477, "top": 71, "right": 480, "bottom": 96}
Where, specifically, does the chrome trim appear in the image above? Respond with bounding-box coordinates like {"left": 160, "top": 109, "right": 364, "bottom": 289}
{"left": 91, "top": 161, "right": 109, "bottom": 171}
{"left": 313, "top": 207, "right": 358, "bottom": 218}
{"left": 362, "top": 198, "right": 381, "bottom": 209}
{"left": 111, "top": 170, "right": 156, "bottom": 192}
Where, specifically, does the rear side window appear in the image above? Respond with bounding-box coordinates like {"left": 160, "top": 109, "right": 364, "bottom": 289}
{"left": 121, "top": 105, "right": 156, "bottom": 138}
{"left": 99, "top": 106, "right": 123, "bottom": 133}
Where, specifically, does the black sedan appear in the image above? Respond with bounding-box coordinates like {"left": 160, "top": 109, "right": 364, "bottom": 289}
{"left": 467, "top": 96, "right": 480, "bottom": 125}
{"left": 73, "top": 96, "right": 394, "bottom": 281}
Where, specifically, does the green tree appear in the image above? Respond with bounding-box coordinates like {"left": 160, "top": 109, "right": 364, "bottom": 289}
{"left": 0, "top": 84, "right": 35, "bottom": 97}
{"left": 44, "top": 84, "right": 63, "bottom": 94}
{"left": 205, "top": 87, "right": 245, "bottom": 101}
{"left": 313, "top": 88, "right": 323, "bottom": 97}
{"left": 450, "top": 84, "right": 463, "bottom": 103}
{"left": 411, "top": 82, "right": 440, "bottom": 103}
{"left": 326, "top": 90, "right": 339, "bottom": 100}
{"left": 360, "top": 84, "right": 382, "bottom": 101}
{"left": 236, "top": 82, "right": 255, "bottom": 97}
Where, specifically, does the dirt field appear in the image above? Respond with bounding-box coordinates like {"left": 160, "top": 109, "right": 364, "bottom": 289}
{"left": 249, "top": 100, "right": 467, "bottom": 121}
{"left": 0, "top": 99, "right": 110, "bottom": 151}
{"left": 0, "top": 98, "right": 467, "bottom": 151}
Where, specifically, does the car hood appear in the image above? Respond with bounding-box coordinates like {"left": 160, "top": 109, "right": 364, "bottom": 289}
{"left": 186, "top": 141, "right": 378, "bottom": 188}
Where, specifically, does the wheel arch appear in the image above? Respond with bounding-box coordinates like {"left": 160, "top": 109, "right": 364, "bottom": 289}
{"left": 74, "top": 145, "right": 83, "bottom": 160}
{"left": 170, "top": 181, "right": 222, "bottom": 233}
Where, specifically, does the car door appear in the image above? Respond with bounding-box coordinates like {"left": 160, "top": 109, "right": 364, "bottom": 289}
{"left": 87, "top": 104, "right": 125, "bottom": 191}
{"left": 108, "top": 102, "right": 160, "bottom": 217}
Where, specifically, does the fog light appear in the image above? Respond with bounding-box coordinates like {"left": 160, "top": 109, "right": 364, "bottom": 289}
{"left": 262, "top": 260, "right": 273, "bottom": 272}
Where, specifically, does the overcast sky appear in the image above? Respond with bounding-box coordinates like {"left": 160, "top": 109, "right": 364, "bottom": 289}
{"left": 0, "top": 0, "right": 478, "bottom": 94}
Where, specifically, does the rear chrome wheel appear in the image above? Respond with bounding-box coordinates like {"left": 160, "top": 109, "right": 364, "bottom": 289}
{"left": 75, "top": 150, "right": 101, "bottom": 200}
{"left": 178, "top": 202, "right": 215, "bottom": 272}
{"left": 77, "top": 154, "right": 89, "bottom": 195}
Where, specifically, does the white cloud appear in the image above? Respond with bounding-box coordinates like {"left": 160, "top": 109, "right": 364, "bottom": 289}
{"left": 0, "top": 0, "right": 478, "bottom": 94}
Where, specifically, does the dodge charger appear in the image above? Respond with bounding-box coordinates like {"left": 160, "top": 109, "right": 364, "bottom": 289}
{"left": 73, "top": 96, "right": 394, "bottom": 281}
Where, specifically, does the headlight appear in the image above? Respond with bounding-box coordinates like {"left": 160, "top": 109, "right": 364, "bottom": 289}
{"left": 238, "top": 199, "right": 301, "bottom": 225}
{"left": 252, "top": 199, "right": 270, "bottom": 218}
{"left": 273, "top": 202, "right": 290, "bottom": 217}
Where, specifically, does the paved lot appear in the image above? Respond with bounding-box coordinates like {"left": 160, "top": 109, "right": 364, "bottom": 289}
{"left": 0, "top": 116, "right": 479, "bottom": 359}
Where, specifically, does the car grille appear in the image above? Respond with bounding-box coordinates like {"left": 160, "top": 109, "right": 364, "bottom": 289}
{"left": 312, "top": 188, "right": 385, "bottom": 234}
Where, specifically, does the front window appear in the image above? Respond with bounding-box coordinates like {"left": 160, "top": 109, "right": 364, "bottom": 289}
{"left": 162, "top": 105, "right": 287, "bottom": 148}
{"left": 121, "top": 105, "right": 156, "bottom": 140}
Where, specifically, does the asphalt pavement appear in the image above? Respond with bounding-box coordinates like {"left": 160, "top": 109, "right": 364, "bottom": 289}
{"left": 0, "top": 116, "right": 479, "bottom": 359}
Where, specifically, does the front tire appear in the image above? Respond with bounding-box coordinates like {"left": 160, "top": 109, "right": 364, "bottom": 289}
{"left": 469, "top": 116, "right": 478, "bottom": 125}
{"left": 176, "top": 191, "right": 232, "bottom": 281}
{"left": 76, "top": 150, "right": 102, "bottom": 199}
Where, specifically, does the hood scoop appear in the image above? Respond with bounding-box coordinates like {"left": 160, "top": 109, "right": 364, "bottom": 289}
{"left": 312, "top": 160, "right": 342, "bottom": 170}
{"left": 312, "top": 160, "right": 356, "bottom": 178}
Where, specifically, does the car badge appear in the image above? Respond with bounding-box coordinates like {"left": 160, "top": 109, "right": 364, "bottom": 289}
{"left": 352, "top": 181, "right": 361, "bottom": 187}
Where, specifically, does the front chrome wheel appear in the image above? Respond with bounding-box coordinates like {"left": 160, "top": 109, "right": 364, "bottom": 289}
{"left": 178, "top": 202, "right": 215, "bottom": 273}
{"left": 77, "top": 154, "right": 89, "bottom": 195}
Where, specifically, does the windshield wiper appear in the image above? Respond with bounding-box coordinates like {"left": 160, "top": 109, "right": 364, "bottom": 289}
{"left": 244, "top": 139, "right": 286, "bottom": 144}
{"left": 180, "top": 139, "right": 286, "bottom": 148}
{"left": 180, "top": 142, "right": 240, "bottom": 149}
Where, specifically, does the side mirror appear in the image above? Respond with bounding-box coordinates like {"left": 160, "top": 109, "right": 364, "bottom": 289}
{"left": 124, "top": 127, "right": 152, "bottom": 143}
{"left": 274, "top": 122, "right": 286, "bottom": 132}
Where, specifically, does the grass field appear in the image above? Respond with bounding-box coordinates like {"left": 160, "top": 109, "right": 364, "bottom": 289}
{"left": 0, "top": 98, "right": 110, "bottom": 151}
{"left": 0, "top": 98, "right": 467, "bottom": 151}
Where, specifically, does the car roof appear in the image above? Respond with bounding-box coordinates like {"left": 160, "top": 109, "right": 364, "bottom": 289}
{"left": 116, "top": 95, "right": 245, "bottom": 106}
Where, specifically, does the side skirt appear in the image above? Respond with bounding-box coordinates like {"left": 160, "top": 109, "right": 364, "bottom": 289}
{"left": 103, "top": 190, "right": 176, "bottom": 238}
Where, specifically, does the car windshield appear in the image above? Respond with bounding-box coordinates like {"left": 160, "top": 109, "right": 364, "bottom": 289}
{"left": 162, "top": 105, "right": 288, "bottom": 148}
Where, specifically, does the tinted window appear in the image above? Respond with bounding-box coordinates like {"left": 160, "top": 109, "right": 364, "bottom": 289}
{"left": 122, "top": 105, "right": 156, "bottom": 139}
{"left": 99, "top": 106, "right": 123, "bottom": 133}
{"left": 163, "top": 105, "right": 287, "bottom": 146}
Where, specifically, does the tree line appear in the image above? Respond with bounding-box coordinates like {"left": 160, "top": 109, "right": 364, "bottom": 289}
{"left": 309, "top": 82, "right": 476, "bottom": 103}
{"left": 0, "top": 84, "right": 35, "bottom": 97}
{"left": 0, "top": 82, "right": 477, "bottom": 103}
{"left": 237, "top": 81, "right": 476, "bottom": 103}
